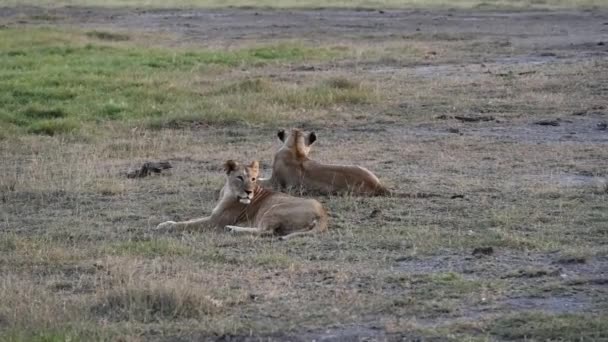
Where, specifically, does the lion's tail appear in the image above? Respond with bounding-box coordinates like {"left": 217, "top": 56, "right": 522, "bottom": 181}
{"left": 313, "top": 210, "right": 329, "bottom": 233}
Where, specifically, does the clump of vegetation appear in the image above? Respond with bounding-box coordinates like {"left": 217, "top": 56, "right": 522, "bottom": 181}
{"left": 323, "top": 76, "right": 361, "bottom": 90}
{"left": 278, "top": 77, "right": 376, "bottom": 108}
{"left": 108, "top": 239, "right": 193, "bottom": 257}
{"left": 93, "top": 284, "right": 220, "bottom": 322}
{"left": 215, "top": 78, "right": 275, "bottom": 94}
{"left": 86, "top": 30, "right": 130, "bottom": 41}
{"left": 26, "top": 118, "right": 80, "bottom": 136}
{"left": 491, "top": 313, "right": 608, "bottom": 340}
{"left": 92, "top": 261, "right": 222, "bottom": 322}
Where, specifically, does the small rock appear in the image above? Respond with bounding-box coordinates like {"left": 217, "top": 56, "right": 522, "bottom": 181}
{"left": 557, "top": 256, "right": 586, "bottom": 264}
{"left": 369, "top": 209, "right": 382, "bottom": 218}
{"left": 472, "top": 246, "right": 494, "bottom": 256}
{"left": 395, "top": 256, "right": 412, "bottom": 262}
{"left": 127, "top": 161, "right": 172, "bottom": 178}
{"left": 454, "top": 115, "right": 494, "bottom": 122}
{"left": 597, "top": 122, "right": 607, "bottom": 131}
{"left": 450, "top": 194, "right": 465, "bottom": 199}
{"left": 292, "top": 65, "right": 317, "bottom": 72}
{"left": 447, "top": 128, "right": 460, "bottom": 134}
{"left": 598, "top": 41, "right": 605, "bottom": 46}
{"left": 534, "top": 119, "right": 561, "bottom": 126}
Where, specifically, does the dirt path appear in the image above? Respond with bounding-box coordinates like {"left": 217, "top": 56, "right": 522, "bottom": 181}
{"left": 2, "top": 6, "right": 607, "bottom": 49}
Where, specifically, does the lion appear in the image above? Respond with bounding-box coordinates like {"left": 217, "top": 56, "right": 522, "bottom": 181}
{"left": 155, "top": 160, "right": 328, "bottom": 240}
{"left": 260, "top": 128, "right": 390, "bottom": 196}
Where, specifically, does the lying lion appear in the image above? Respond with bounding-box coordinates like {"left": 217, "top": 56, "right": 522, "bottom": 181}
{"left": 155, "top": 160, "right": 328, "bottom": 240}
{"left": 261, "top": 128, "right": 390, "bottom": 196}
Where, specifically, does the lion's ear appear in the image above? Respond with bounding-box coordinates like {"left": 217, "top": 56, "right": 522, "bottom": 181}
{"left": 277, "top": 129, "right": 286, "bottom": 142}
{"left": 249, "top": 160, "right": 260, "bottom": 172}
{"left": 307, "top": 132, "right": 317, "bottom": 145}
{"left": 224, "top": 160, "right": 238, "bottom": 174}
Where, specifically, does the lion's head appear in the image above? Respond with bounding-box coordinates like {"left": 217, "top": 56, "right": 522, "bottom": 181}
{"left": 224, "top": 160, "right": 259, "bottom": 204}
{"left": 277, "top": 128, "right": 316, "bottom": 159}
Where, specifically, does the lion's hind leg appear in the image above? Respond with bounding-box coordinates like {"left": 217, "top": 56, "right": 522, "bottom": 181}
{"left": 278, "top": 219, "right": 320, "bottom": 241}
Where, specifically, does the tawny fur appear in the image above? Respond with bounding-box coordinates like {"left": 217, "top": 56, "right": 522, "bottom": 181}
{"left": 155, "top": 160, "right": 328, "bottom": 240}
{"left": 261, "top": 128, "right": 390, "bottom": 196}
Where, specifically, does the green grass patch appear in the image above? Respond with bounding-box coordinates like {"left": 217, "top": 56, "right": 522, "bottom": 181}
{"left": 491, "top": 312, "right": 608, "bottom": 340}
{"left": 251, "top": 251, "right": 294, "bottom": 267}
{"left": 26, "top": 118, "right": 80, "bottom": 136}
{"left": 147, "top": 76, "right": 377, "bottom": 129}
{"left": 108, "top": 239, "right": 193, "bottom": 257}
{"left": 0, "top": 328, "right": 106, "bottom": 342}
{"left": 85, "top": 30, "right": 130, "bottom": 41}
{"left": 412, "top": 272, "right": 487, "bottom": 300}
{"left": 214, "top": 78, "right": 275, "bottom": 95}
{"left": 277, "top": 78, "right": 377, "bottom": 108}
{"left": 0, "top": 29, "right": 346, "bottom": 135}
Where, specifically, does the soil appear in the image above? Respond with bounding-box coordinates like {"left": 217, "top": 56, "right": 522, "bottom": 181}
{"left": 1, "top": 6, "right": 607, "bottom": 50}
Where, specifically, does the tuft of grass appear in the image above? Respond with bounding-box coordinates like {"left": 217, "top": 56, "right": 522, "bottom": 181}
{"left": 26, "top": 118, "right": 80, "bottom": 136}
{"left": 323, "top": 76, "right": 361, "bottom": 90}
{"left": 93, "top": 286, "right": 220, "bottom": 322}
{"left": 0, "top": 234, "right": 18, "bottom": 252}
{"left": 108, "top": 239, "right": 193, "bottom": 257}
{"left": 491, "top": 312, "right": 608, "bottom": 340}
{"left": 251, "top": 251, "right": 294, "bottom": 267}
{"left": 92, "top": 263, "right": 223, "bottom": 322}
{"left": 22, "top": 107, "right": 68, "bottom": 120}
{"left": 85, "top": 30, "right": 130, "bottom": 41}
{"left": 93, "top": 179, "right": 126, "bottom": 196}
{"left": 278, "top": 77, "right": 376, "bottom": 108}
{"left": 215, "top": 78, "right": 274, "bottom": 94}
{"left": 1, "top": 328, "right": 98, "bottom": 342}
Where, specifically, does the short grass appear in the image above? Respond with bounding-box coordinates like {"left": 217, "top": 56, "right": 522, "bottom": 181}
{"left": 1, "top": 7, "right": 608, "bottom": 342}
{"left": 0, "top": 29, "right": 367, "bottom": 135}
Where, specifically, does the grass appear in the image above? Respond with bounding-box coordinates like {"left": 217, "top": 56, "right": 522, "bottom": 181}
{"left": 1, "top": 5, "right": 608, "bottom": 341}
{"left": 5, "top": 0, "right": 608, "bottom": 9}
{"left": 491, "top": 312, "right": 608, "bottom": 340}
{"left": 107, "top": 239, "right": 194, "bottom": 257}
{"left": 0, "top": 29, "right": 356, "bottom": 135}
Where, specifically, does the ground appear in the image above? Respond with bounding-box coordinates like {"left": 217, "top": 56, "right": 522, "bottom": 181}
{"left": 1, "top": 2, "right": 608, "bottom": 341}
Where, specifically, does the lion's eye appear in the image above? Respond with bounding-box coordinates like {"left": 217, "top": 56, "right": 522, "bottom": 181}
{"left": 236, "top": 176, "right": 244, "bottom": 182}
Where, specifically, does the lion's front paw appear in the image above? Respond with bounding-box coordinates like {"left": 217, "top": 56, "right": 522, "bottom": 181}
{"left": 155, "top": 221, "right": 177, "bottom": 232}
